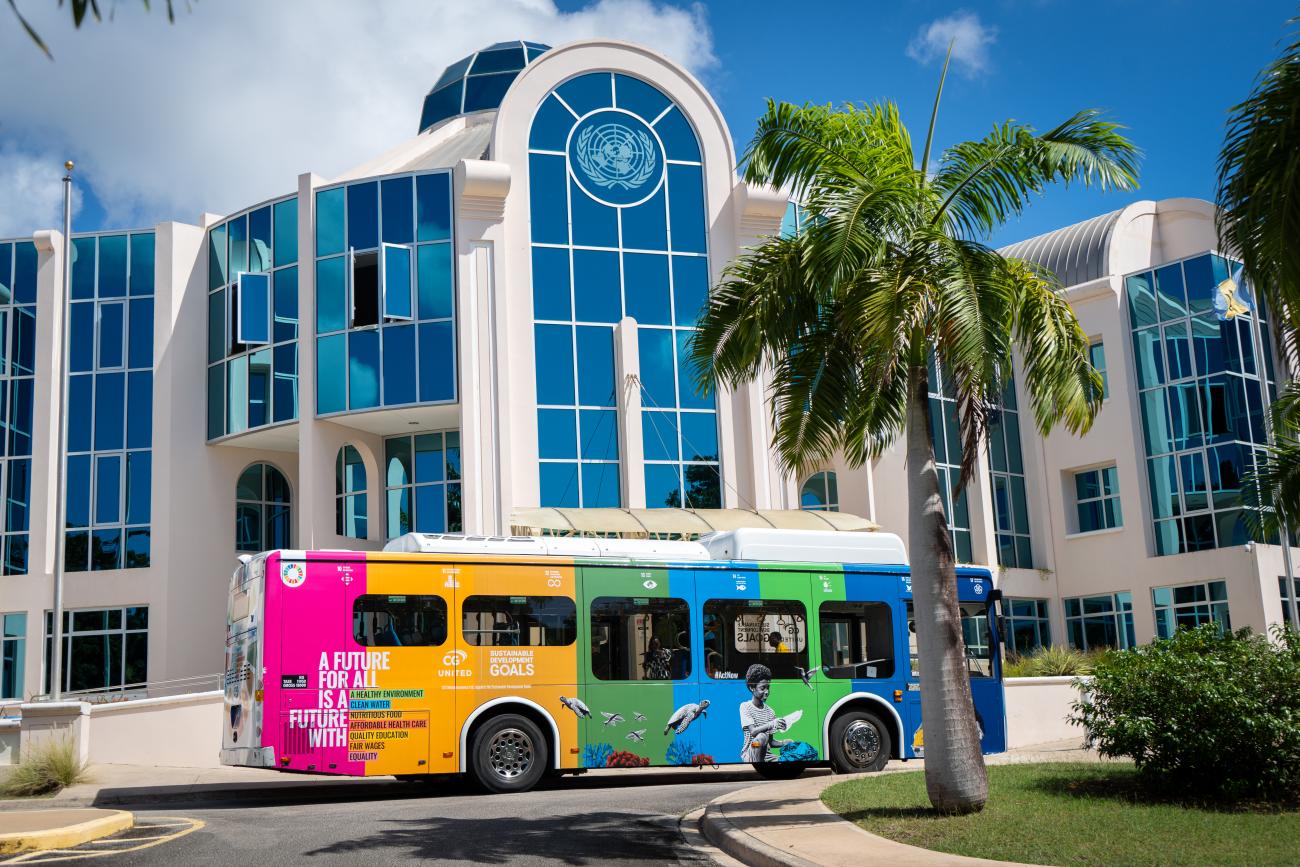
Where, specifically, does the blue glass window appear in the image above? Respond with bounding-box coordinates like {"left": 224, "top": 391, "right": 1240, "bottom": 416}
{"left": 667, "top": 164, "right": 706, "bottom": 253}
{"left": 654, "top": 107, "right": 702, "bottom": 163}
{"left": 572, "top": 250, "right": 621, "bottom": 323}
{"left": 417, "top": 321, "right": 455, "bottom": 403}
{"left": 273, "top": 344, "right": 297, "bottom": 423}
{"left": 126, "top": 372, "right": 151, "bottom": 449}
{"left": 69, "top": 375, "right": 92, "bottom": 452}
{"left": 273, "top": 198, "right": 298, "bottom": 266}
{"left": 381, "top": 176, "right": 414, "bottom": 245}
{"left": 638, "top": 328, "right": 676, "bottom": 410}
{"left": 382, "top": 245, "right": 414, "bottom": 320}
{"left": 129, "top": 233, "right": 154, "bottom": 296}
{"left": 416, "top": 173, "right": 451, "bottom": 242}
{"left": 13, "top": 243, "right": 35, "bottom": 304}
{"left": 557, "top": 72, "right": 613, "bottom": 116}
{"left": 316, "top": 187, "right": 346, "bottom": 256}
{"left": 381, "top": 324, "right": 416, "bottom": 406}
{"left": 273, "top": 266, "right": 298, "bottom": 343}
{"left": 95, "top": 455, "right": 121, "bottom": 525}
{"left": 346, "top": 182, "right": 379, "bottom": 251}
{"left": 538, "top": 409, "right": 577, "bottom": 460}
{"left": 67, "top": 455, "right": 91, "bottom": 528}
{"left": 417, "top": 243, "right": 452, "bottom": 320}
{"left": 94, "top": 373, "right": 125, "bottom": 451}
{"left": 128, "top": 299, "right": 152, "bottom": 370}
{"left": 71, "top": 237, "right": 96, "bottom": 300}
{"left": 579, "top": 410, "right": 619, "bottom": 461}
{"left": 71, "top": 303, "right": 95, "bottom": 372}
{"left": 672, "top": 256, "right": 708, "bottom": 326}
{"left": 581, "top": 462, "right": 620, "bottom": 508}
{"left": 237, "top": 273, "right": 271, "bottom": 344}
{"left": 464, "top": 72, "right": 517, "bottom": 112}
{"left": 529, "top": 154, "right": 569, "bottom": 245}
{"left": 620, "top": 185, "right": 668, "bottom": 251}
{"left": 540, "top": 462, "right": 580, "bottom": 508}
{"left": 348, "top": 329, "right": 380, "bottom": 410}
{"left": 97, "top": 302, "right": 125, "bottom": 369}
{"left": 575, "top": 326, "right": 616, "bottom": 407}
{"left": 98, "top": 236, "right": 128, "bottom": 298}
{"left": 534, "top": 325, "right": 575, "bottom": 405}
{"left": 680, "top": 412, "right": 718, "bottom": 462}
{"left": 645, "top": 464, "right": 681, "bottom": 509}
{"left": 316, "top": 334, "right": 347, "bottom": 414}
{"left": 614, "top": 74, "right": 670, "bottom": 123}
{"left": 228, "top": 215, "right": 248, "bottom": 277}
{"left": 249, "top": 207, "right": 272, "bottom": 272}
{"left": 208, "top": 224, "right": 228, "bottom": 291}
{"left": 570, "top": 179, "right": 620, "bottom": 248}
{"left": 316, "top": 257, "right": 347, "bottom": 333}
{"left": 336, "top": 444, "right": 368, "bottom": 539}
{"left": 642, "top": 411, "right": 679, "bottom": 461}
{"left": 207, "top": 365, "right": 224, "bottom": 440}
{"left": 532, "top": 246, "right": 571, "bottom": 320}
{"left": 623, "top": 253, "right": 671, "bottom": 325}
{"left": 529, "top": 95, "right": 573, "bottom": 152}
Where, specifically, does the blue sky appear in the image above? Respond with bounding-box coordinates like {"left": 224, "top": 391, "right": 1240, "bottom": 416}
{"left": 3, "top": 0, "right": 1292, "bottom": 246}
{"left": 677, "top": 0, "right": 1294, "bottom": 247}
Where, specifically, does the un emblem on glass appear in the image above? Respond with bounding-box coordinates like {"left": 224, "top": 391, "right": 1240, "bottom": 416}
{"left": 568, "top": 110, "right": 665, "bottom": 208}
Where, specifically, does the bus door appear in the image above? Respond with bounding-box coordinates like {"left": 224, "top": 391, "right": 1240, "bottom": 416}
{"left": 348, "top": 559, "right": 458, "bottom": 775}
{"left": 578, "top": 562, "right": 697, "bottom": 770}
{"left": 693, "top": 563, "right": 818, "bottom": 767}
{"left": 817, "top": 570, "right": 907, "bottom": 760}
{"left": 902, "top": 573, "right": 1007, "bottom": 758}
{"left": 272, "top": 554, "right": 350, "bottom": 773}
{"left": 453, "top": 560, "right": 581, "bottom": 770}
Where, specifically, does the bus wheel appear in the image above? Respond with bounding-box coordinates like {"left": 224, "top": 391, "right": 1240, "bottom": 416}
{"left": 830, "top": 711, "right": 891, "bottom": 774}
{"left": 752, "top": 762, "right": 805, "bottom": 780}
{"left": 470, "top": 714, "right": 549, "bottom": 794}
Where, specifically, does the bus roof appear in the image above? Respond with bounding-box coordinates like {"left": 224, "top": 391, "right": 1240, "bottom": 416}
{"left": 381, "top": 528, "right": 910, "bottom": 566}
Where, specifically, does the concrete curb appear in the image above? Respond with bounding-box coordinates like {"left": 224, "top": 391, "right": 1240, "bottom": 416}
{"left": 0, "top": 808, "right": 133, "bottom": 854}
{"left": 700, "top": 797, "right": 821, "bottom": 867}
{"left": 699, "top": 772, "right": 1038, "bottom": 867}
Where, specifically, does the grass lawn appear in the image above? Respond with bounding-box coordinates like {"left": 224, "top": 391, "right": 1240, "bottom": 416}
{"left": 822, "top": 763, "right": 1299, "bottom": 867}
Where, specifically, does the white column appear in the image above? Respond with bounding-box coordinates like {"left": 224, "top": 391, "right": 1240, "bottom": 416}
{"left": 614, "top": 316, "right": 645, "bottom": 508}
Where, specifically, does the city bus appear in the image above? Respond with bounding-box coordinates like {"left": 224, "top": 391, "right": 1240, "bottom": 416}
{"left": 221, "top": 528, "right": 1005, "bottom": 793}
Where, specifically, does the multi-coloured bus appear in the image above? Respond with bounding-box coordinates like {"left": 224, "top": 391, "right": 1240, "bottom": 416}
{"left": 222, "top": 528, "right": 1005, "bottom": 793}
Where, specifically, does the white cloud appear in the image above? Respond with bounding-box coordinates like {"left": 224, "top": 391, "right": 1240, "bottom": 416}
{"left": 0, "top": 144, "right": 81, "bottom": 237}
{"left": 905, "top": 10, "right": 997, "bottom": 77}
{"left": 0, "top": 0, "right": 715, "bottom": 232}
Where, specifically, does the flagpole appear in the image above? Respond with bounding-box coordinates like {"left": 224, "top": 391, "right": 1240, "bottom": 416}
{"left": 50, "top": 161, "right": 73, "bottom": 700}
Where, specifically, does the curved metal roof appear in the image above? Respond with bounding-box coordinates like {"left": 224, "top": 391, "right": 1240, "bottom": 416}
{"left": 999, "top": 208, "right": 1124, "bottom": 288}
{"left": 418, "top": 41, "right": 550, "bottom": 134}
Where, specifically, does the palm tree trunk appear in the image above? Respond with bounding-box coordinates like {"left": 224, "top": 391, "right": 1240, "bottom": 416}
{"left": 905, "top": 363, "right": 988, "bottom": 813}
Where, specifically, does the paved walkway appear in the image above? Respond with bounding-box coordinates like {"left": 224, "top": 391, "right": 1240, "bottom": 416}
{"left": 698, "top": 738, "right": 1114, "bottom": 867}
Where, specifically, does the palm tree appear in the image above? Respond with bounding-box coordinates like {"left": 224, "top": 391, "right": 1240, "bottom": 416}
{"left": 689, "top": 53, "right": 1138, "bottom": 813}
{"left": 1218, "top": 14, "right": 1300, "bottom": 586}
{"left": 1218, "top": 14, "right": 1300, "bottom": 340}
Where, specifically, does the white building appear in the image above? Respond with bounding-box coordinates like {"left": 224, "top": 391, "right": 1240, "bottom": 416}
{"left": 1, "top": 40, "right": 1295, "bottom": 701}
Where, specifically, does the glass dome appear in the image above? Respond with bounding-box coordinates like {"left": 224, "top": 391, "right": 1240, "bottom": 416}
{"left": 419, "top": 41, "right": 551, "bottom": 134}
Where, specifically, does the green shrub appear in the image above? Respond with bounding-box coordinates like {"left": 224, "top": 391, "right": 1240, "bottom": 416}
{"left": 1071, "top": 624, "right": 1300, "bottom": 804}
{"left": 1003, "top": 645, "right": 1105, "bottom": 677}
{"left": 0, "top": 738, "right": 89, "bottom": 797}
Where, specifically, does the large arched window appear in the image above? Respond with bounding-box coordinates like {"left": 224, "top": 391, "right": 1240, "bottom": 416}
{"left": 800, "top": 472, "right": 839, "bottom": 512}
{"left": 336, "top": 445, "right": 368, "bottom": 538}
{"left": 528, "top": 71, "right": 719, "bottom": 509}
{"left": 235, "top": 463, "right": 291, "bottom": 552}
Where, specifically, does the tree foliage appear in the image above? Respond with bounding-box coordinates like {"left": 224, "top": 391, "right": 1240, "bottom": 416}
{"left": 1072, "top": 624, "right": 1300, "bottom": 804}
{"left": 8, "top": 0, "right": 181, "bottom": 59}
{"left": 1218, "top": 14, "right": 1300, "bottom": 338}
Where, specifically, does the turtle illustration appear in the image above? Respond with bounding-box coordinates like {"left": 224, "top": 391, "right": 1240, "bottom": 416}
{"left": 664, "top": 699, "right": 710, "bottom": 735}
{"left": 559, "top": 696, "right": 591, "bottom": 719}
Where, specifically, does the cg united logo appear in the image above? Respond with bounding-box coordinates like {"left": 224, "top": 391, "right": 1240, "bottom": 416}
{"left": 568, "top": 110, "right": 665, "bottom": 207}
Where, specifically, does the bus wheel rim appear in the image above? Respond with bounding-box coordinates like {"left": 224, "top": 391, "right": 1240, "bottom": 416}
{"left": 487, "top": 728, "right": 533, "bottom": 779}
{"left": 843, "top": 720, "right": 880, "bottom": 767}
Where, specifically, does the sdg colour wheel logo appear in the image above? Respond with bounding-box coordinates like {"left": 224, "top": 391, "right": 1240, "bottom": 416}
{"left": 568, "top": 110, "right": 665, "bottom": 208}
{"left": 280, "top": 562, "right": 305, "bottom": 588}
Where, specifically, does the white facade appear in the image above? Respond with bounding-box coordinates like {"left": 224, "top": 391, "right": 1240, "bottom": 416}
{"left": 0, "top": 40, "right": 1295, "bottom": 703}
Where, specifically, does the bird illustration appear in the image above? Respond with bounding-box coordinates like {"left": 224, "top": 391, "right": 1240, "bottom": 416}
{"left": 626, "top": 729, "right": 646, "bottom": 742}
{"left": 664, "top": 699, "right": 710, "bottom": 735}
{"left": 633, "top": 712, "right": 646, "bottom": 722}
{"left": 795, "top": 666, "right": 816, "bottom": 690}
{"left": 601, "top": 711, "right": 624, "bottom": 727}
{"left": 558, "top": 696, "right": 591, "bottom": 719}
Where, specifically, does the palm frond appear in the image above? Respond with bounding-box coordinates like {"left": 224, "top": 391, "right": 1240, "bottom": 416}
{"left": 1218, "top": 14, "right": 1300, "bottom": 335}
{"left": 932, "top": 111, "right": 1140, "bottom": 239}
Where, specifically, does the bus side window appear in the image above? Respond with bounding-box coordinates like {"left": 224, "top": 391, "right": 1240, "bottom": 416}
{"left": 589, "top": 597, "right": 691, "bottom": 681}
{"left": 353, "top": 595, "right": 447, "bottom": 647}
{"left": 461, "top": 595, "right": 577, "bottom": 647}
{"left": 818, "top": 601, "right": 894, "bottom": 678}
{"left": 702, "top": 599, "right": 808, "bottom": 680}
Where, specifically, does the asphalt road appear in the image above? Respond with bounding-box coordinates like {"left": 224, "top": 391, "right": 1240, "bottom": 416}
{"left": 86, "top": 767, "right": 826, "bottom": 865}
